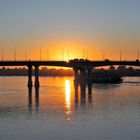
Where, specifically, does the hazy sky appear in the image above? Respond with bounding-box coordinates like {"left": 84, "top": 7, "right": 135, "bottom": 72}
{"left": 0, "top": 0, "right": 140, "bottom": 60}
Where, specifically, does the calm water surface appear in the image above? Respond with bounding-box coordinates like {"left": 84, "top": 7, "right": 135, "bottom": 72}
{"left": 0, "top": 76, "right": 140, "bottom": 140}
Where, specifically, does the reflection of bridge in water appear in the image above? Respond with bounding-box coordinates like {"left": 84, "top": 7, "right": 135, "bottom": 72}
{"left": 28, "top": 79, "right": 93, "bottom": 113}
{"left": 74, "top": 79, "right": 93, "bottom": 110}
{"left": 0, "top": 60, "right": 140, "bottom": 87}
{"left": 28, "top": 86, "right": 39, "bottom": 113}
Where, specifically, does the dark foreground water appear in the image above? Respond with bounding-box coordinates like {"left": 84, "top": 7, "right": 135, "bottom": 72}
{"left": 0, "top": 76, "right": 140, "bottom": 140}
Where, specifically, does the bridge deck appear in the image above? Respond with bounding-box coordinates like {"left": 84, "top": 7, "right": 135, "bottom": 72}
{"left": 0, "top": 60, "right": 139, "bottom": 67}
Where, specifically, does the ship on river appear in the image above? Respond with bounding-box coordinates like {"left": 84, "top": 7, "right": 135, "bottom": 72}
{"left": 91, "top": 71, "right": 123, "bottom": 83}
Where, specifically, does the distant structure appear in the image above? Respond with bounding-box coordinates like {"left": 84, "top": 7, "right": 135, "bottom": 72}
{"left": 0, "top": 59, "right": 140, "bottom": 88}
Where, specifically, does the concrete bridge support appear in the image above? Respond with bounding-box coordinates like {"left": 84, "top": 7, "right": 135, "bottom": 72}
{"left": 73, "top": 67, "right": 79, "bottom": 84}
{"left": 79, "top": 68, "right": 86, "bottom": 98}
{"left": 74, "top": 68, "right": 79, "bottom": 78}
{"left": 73, "top": 67, "right": 93, "bottom": 96}
{"left": 87, "top": 68, "right": 92, "bottom": 81}
{"left": 79, "top": 68, "right": 87, "bottom": 81}
{"left": 27, "top": 65, "right": 33, "bottom": 88}
{"left": 34, "top": 65, "right": 40, "bottom": 88}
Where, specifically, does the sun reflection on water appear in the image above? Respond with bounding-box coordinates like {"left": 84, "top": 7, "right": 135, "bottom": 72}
{"left": 65, "top": 80, "right": 71, "bottom": 120}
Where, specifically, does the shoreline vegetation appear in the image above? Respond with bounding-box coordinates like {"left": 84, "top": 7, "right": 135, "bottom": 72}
{"left": 0, "top": 66, "right": 140, "bottom": 77}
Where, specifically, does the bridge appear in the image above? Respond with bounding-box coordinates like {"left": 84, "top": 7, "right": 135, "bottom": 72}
{"left": 0, "top": 59, "right": 139, "bottom": 87}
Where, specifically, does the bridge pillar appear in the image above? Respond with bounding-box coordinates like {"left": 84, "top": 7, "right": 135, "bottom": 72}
{"left": 73, "top": 68, "right": 79, "bottom": 77}
{"left": 34, "top": 65, "right": 40, "bottom": 88}
{"left": 79, "top": 68, "right": 87, "bottom": 81}
{"left": 87, "top": 68, "right": 92, "bottom": 79}
{"left": 27, "top": 65, "right": 33, "bottom": 88}
{"left": 79, "top": 68, "right": 86, "bottom": 97}
{"left": 73, "top": 67, "right": 79, "bottom": 83}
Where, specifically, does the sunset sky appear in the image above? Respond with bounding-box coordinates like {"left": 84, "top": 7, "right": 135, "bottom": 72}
{"left": 0, "top": 0, "right": 140, "bottom": 60}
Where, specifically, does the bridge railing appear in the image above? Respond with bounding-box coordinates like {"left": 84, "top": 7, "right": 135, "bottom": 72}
{"left": 0, "top": 58, "right": 139, "bottom": 62}
{"left": 0, "top": 58, "right": 69, "bottom": 61}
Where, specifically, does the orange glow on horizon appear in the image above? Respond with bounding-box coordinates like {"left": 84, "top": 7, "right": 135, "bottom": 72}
{"left": 0, "top": 39, "right": 139, "bottom": 61}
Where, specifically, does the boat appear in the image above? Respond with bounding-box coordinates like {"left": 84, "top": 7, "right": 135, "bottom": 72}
{"left": 91, "top": 71, "right": 123, "bottom": 83}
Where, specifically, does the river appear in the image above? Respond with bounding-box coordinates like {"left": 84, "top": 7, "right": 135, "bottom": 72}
{"left": 0, "top": 76, "right": 140, "bottom": 140}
